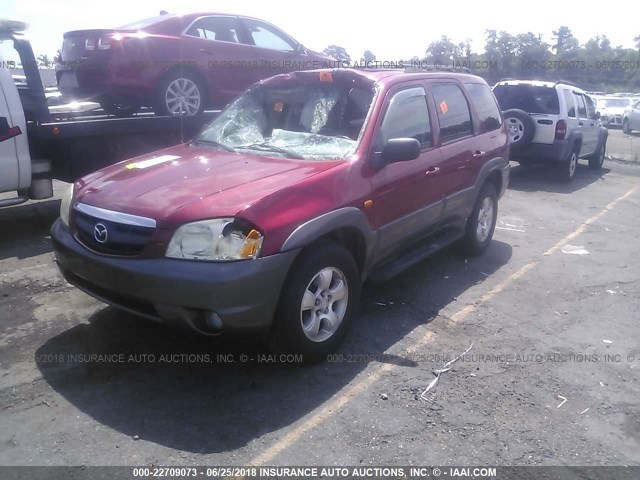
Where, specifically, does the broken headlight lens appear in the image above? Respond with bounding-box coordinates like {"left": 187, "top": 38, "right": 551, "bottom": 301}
{"left": 60, "top": 183, "right": 74, "bottom": 226}
{"left": 166, "top": 219, "right": 263, "bottom": 261}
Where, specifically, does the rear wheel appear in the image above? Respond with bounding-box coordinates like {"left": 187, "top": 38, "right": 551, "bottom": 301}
{"left": 622, "top": 119, "right": 631, "bottom": 134}
{"left": 457, "top": 183, "right": 498, "bottom": 256}
{"left": 503, "top": 109, "right": 535, "bottom": 149}
{"left": 271, "top": 243, "right": 359, "bottom": 362}
{"left": 154, "top": 72, "right": 205, "bottom": 117}
{"left": 588, "top": 140, "right": 606, "bottom": 170}
{"left": 556, "top": 148, "right": 579, "bottom": 183}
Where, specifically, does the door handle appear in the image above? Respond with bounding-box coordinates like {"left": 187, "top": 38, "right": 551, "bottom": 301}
{"left": 425, "top": 166, "right": 440, "bottom": 176}
{"left": 473, "top": 150, "right": 486, "bottom": 158}
{"left": 579, "top": 122, "right": 584, "bottom": 126}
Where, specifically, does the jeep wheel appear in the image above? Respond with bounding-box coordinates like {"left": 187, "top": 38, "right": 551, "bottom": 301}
{"left": 588, "top": 140, "right": 606, "bottom": 170}
{"left": 557, "top": 149, "right": 579, "bottom": 183}
{"left": 272, "top": 243, "right": 360, "bottom": 362}
{"left": 457, "top": 183, "right": 498, "bottom": 256}
{"left": 503, "top": 109, "right": 535, "bottom": 149}
{"left": 622, "top": 119, "right": 631, "bottom": 135}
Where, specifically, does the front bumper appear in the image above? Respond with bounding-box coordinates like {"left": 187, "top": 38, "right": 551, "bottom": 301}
{"left": 51, "top": 219, "right": 299, "bottom": 335}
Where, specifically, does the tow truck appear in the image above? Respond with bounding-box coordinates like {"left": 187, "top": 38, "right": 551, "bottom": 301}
{"left": 0, "top": 20, "right": 217, "bottom": 207}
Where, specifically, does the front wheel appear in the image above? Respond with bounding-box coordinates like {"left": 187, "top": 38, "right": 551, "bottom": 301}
{"left": 588, "top": 140, "right": 606, "bottom": 170}
{"left": 622, "top": 119, "right": 631, "bottom": 135}
{"left": 457, "top": 183, "right": 498, "bottom": 256}
{"left": 271, "top": 243, "right": 360, "bottom": 362}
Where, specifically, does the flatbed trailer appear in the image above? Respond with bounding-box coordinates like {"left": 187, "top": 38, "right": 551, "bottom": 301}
{"left": 1, "top": 20, "right": 217, "bottom": 207}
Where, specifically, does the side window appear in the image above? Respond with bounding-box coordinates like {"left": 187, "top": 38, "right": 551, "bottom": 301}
{"left": 379, "top": 87, "right": 432, "bottom": 149}
{"left": 243, "top": 20, "right": 296, "bottom": 52}
{"left": 585, "top": 96, "right": 596, "bottom": 119}
{"left": 575, "top": 93, "right": 587, "bottom": 118}
{"left": 563, "top": 90, "right": 576, "bottom": 118}
{"left": 431, "top": 83, "right": 473, "bottom": 143}
{"left": 186, "top": 17, "right": 239, "bottom": 43}
{"left": 465, "top": 83, "right": 502, "bottom": 133}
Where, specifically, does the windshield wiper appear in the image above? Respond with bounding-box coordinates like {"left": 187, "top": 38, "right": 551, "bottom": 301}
{"left": 190, "top": 139, "right": 236, "bottom": 153}
{"left": 237, "top": 143, "right": 305, "bottom": 160}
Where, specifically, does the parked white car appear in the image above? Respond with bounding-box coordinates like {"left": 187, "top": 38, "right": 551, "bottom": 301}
{"left": 596, "top": 97, "right": 631, "bottom": 128}
{"left": 622, "top": 100, "right": 640, "bottom": 134}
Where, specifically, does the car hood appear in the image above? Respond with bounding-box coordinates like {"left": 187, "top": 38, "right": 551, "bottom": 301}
{"left": 75, "top": 144, "right": 343, "bottom": 227}
{"left": 600, "top": 107, "right": 626, "bottom": 115}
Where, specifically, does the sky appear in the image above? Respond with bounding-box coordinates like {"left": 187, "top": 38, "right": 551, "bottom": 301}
{"left": 2, "top": 0, "right": 639, "bottom": 61}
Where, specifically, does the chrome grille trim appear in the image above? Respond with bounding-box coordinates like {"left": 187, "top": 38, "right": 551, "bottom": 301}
{"left": 74, "top": 203, "right": 157, "bottom": 228}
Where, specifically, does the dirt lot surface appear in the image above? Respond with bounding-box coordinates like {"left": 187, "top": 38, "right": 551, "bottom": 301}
{"left": 0, "top": 156, "right": 639, "bottom": 469}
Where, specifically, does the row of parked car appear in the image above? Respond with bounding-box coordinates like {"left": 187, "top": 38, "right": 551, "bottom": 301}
{"left": 588, "top": 93, "right": 640, "bottom": 129}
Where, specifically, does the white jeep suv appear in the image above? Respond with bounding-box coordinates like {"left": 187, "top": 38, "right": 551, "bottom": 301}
{"left": 492, "top": 80, "right": 608, "bottom": 182}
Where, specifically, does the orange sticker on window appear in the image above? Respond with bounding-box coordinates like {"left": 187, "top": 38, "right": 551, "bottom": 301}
{"left": 274, "top": 102, "right": 283, "bottom": 112}
{"left": 319, "top": 71, "right": 333, "bottom": 82}
{"left": 440, "top": 101, "right": 449, "bottom": 114}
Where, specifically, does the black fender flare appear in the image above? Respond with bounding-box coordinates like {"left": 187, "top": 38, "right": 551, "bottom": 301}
{"left": 281, "top": 207, "right": 377, "bottom": 264}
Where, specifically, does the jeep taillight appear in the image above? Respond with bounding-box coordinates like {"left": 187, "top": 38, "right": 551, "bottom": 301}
{"left": 555, "top": 119, "right": 567, "bottom": 140}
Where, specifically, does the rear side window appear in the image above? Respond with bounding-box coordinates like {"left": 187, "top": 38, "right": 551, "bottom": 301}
{"left": 431, "top": 83, "right": 473, "bottom": 142}
{"left": 493, "top": 84, "right": 560, "bottom": 114}
{"left": 379, "top": 87, "right": 432, "bottom": 149}
{"left": 465, "top": 83, "right": 502, "bottom": 133}
{"left": 575, "top": 93, "right": 587, "bottom": 118}
{"left": 563, "top": 90, "right": 576, "bottom": 118}
{"left": 186, "top": 17, "right": 240, "bottom": 43}
{"left": 243, "top": 19, "right": 297, "bottom": 52}
{"left": 585, "top": 96, "right": 596, "bottom": 119}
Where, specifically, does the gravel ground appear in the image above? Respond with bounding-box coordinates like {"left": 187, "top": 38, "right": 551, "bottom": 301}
{"left": 0, "top": 158, "right": 638, "bottom": 469}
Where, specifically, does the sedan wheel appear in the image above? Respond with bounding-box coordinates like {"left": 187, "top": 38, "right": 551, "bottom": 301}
{"left": 476, "top": 197, "right": 495, "bottom": 243}
{"left": 164, "top": 78, "right": 202, "bottom": 116}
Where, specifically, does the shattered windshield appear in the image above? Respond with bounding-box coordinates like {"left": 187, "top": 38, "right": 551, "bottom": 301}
{"left": 197, "top": 74, "right": 375, "bottom": 160}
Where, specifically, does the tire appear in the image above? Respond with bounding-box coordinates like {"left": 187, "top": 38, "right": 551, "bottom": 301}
{"left": 556, "top": 148, "right": 579, "bottom": 183}
{"left": 154, "top": 71, "right": 205, "bottom": 117}
{"left": 271, "top": 242, "right": 360, "bottom": 362}
{"left": 457, "top": 183, "right": 498, "bottom": 256}
{"left": 503, "top": 109, "right": 535, "bottom": 149}
{"left": 588, "top": 140, "right": 606, "bottom": 170}
{"left": 622, "top": 119, "right": 631, "bottom": 135}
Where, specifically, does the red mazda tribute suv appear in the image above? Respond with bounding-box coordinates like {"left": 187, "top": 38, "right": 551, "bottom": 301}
{"left": 52, "top": 68, "right": 509, "bottom": 360}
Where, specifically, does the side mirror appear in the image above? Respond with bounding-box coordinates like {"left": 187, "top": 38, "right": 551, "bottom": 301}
{"left": 296, "top": 43, "right": 307, "bottom": 55}
{"left": 593, "top": 111, "right": 601, "bottom": 120}
{"left": 382, "top": 138, "right": 421, "bottom": 164}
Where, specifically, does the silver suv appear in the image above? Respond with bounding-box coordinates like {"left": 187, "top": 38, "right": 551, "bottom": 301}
{"left": 493, "top": 80, "right": 608, "bottom": 182}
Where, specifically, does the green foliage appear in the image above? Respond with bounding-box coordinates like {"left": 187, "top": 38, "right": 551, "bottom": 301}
{"left": 322, "top": 45, "right": 351, "bottom": 64}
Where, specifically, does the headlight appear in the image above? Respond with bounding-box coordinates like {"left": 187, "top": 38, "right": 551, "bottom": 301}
{"left": 59, "top": 183, "right": 74, "bottom": 226}
{"left": 166, "top": 218, "right": 263, "bottom": 261}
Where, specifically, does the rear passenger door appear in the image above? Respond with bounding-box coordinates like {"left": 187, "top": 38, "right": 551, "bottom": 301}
{"left": 428, "top": 82, "right": 477, "bottom": 223}
{"left": 574, "top": 92, "right": 597, "bottom": 156}
{"left": 367, "top": 85, "right": 443, "bottom": 259}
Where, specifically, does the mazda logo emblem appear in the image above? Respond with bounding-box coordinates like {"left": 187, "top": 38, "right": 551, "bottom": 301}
{"left": 93, "top": 223, "right": 108, "bottom": 244}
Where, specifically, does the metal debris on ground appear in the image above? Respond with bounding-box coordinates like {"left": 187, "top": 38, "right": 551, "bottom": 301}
{"left": 420, "top": 343, "right": 473, "bottom": 400}
{"left": 561, "top": 245, "right": 590, "bottom": 255}
{"left": 602, "top": 339, "right": 613, "bottom": 344}
{"left": 580, "top": 408, "right": 590, "bottom": 415}
{"left": 556, "top": 395, "right": 568, "bottom": 408}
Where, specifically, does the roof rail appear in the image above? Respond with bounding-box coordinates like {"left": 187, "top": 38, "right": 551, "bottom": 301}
{"left": 554, "top": 79, "right": 578, "bottom": 87}
{"left": 404, "top": 65, "right": 472, "bottom": 74}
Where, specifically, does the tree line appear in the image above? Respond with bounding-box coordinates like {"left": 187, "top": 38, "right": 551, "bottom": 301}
{"left": 323, "top": 27, "right": 640, "bottom": 92}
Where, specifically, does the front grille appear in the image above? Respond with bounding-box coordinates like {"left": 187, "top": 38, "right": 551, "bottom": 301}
{"left": 73, "top": 207, "right": 155, "bottom": 256}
